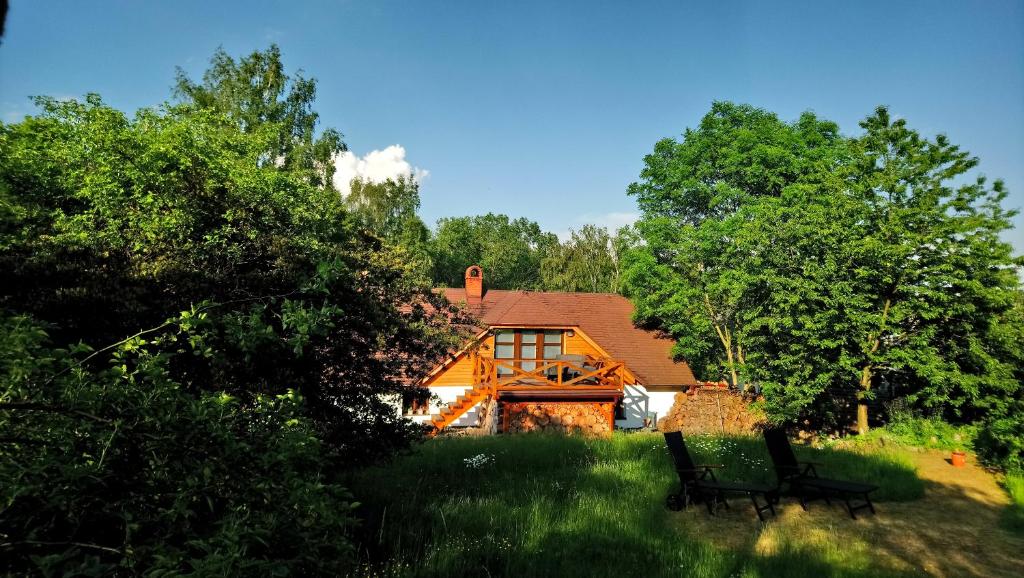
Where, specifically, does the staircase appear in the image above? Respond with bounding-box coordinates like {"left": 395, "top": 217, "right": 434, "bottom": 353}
{"left": 428, "top": 383, "right": 492, "bottom": 437}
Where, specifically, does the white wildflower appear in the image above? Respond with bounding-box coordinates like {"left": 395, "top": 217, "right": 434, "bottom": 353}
{"left": 463, "top": 453, "right": 495, "bottom": 469}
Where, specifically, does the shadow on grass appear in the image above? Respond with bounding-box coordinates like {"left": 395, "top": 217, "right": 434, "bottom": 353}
{"left": 348, "top": 433, "right": 930, "bottom": 578}
{"left": 680, "top": 433, "right": 925, "bottom": 502}
{"left": 872, "top": 476, "right": 1024, "bottom": 578}
{"left": 1002, "top": 502, "right": 1024, "bottom": 535}
{"left": 1000, "top": 473, "right": 1024, "bottom": 537}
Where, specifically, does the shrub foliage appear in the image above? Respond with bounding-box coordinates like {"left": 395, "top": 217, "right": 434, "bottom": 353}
{"left": 0, "top": 47, "right": 462, "bottom": 574}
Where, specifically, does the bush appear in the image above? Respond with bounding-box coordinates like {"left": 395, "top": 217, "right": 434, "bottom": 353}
{"left": 974, "top": 399, "right": 1024, "bottom": 472}
{"left": 853, "top": 402, "right": 976, "bottom": 452}
{"left": 0, "top": 315, "right": 359, "bottom": 575}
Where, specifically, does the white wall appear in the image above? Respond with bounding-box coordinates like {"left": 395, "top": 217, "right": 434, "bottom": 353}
{"left": 403, "top": 385, "right": 483, "bottom": 427}
{"left": 403, "top": 384, "right": 680, "bottom": 430}
{"left": 615, "top": 385, "right": 679, "bottom": 429}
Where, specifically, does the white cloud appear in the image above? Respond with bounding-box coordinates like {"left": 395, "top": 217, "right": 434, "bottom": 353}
{"left": 332, "top": 145, "right": 429, "bottom": 195}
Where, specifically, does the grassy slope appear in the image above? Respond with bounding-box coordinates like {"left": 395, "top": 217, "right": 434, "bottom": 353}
{"left": 843, "top": 416, "right": 1023, "bottom": 537}
{"left": 1001, "top": 473, "right": 1024, "bottom": 535}
{"left": 350, "top": 433, "right": 924, "bottom": 578}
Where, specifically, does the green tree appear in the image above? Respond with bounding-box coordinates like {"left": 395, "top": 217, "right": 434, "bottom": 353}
{"left": 748, "top": 107, "right": 1022, "bottom": 433}
{"left": 174, "top": 44, "right": 344, "bottom": 188}
{"left": 0, "top": 48, "right": 464, "bottom": 572}
{"left": 430, "top": 213, "right": 558, "bottom": 289}
{"left": 1, "top": 91, "right": 460, "bottom": 458}
{"left": 345, "top": 176, "right": 432, "bottom": 271}
{"left": 624, "top": 102, "right": 1022, "bottom": 436}
{"left": 346, "top": 176, "right": 421, "bottom": 238}
{"left": 541, "top": 224, "right": 624, "bottom": 293}
{"left": 624, "top": 102, "right": 846, "bottom": 388}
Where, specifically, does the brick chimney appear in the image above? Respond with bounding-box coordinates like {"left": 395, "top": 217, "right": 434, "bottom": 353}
{"left": 465, "top": 265, "right": 483, "bottom": 300}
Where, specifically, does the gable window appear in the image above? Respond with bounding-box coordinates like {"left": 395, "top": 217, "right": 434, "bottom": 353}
{"left": 493, "top": 329, "right": 564, "bottom": 376}
{"left": 495, "top": 330, "right": 516, "bottom": 376}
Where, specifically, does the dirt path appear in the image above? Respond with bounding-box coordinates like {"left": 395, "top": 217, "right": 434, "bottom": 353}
{"left": 676, "top": 449, "right": 1024, "bottom": 577}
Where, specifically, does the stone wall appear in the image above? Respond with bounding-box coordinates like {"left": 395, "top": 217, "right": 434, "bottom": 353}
{"left": 657, "top": 386, "right": 763, "bottom": 435}
{"left": 504, "top": 402, "right": 614, "bottom": 435}
{"left": 461, "top": 398, "right": 498, "bottom": 436}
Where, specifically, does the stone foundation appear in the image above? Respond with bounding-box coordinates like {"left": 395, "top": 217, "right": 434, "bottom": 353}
{"left": 461, "top": 398, "right": 498, "bottom": 436}
{"left": 504, "top": 402, "right": 614, "bottom": 435}
{"left": 657, "top": 386, "right": 763, "bottom": 435}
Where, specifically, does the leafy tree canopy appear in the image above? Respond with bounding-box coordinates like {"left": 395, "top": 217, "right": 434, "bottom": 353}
{"left": 628, "top": 101, "right": 846, "bottom": 225}
{"left": 174, "top": 44, "right": 344, "bottom": 188}
{"left": 624, "top": 102, "right": 1023, "bottom": 445}
{"left": 345, "top": 176, "right": 432, "bottom": 274}
{"left": 541, "top": 224, "right": 625, "bottom": 293}
{"left": 0, "top": 46, "right": 463, "bottom": 573}
{"left": 429, "top": 213, "right": 558, "bottom": 290}
{"left": 624, "top": 101, "right": 848, "bottom": 390}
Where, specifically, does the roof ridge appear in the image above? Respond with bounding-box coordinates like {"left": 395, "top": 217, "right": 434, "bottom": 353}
{"left": 435, "top": 286, "right": 697, "bottom": 386}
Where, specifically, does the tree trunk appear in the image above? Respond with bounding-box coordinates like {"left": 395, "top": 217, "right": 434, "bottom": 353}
{"left": 857, "top": 365, "right": 871, "bottom": 434}
{"left": 725, "top": 342, "right": 739, "bottom": 389}
{"left": 704, "top": 291, "right": 743, "bottom": 390}
{"left": 857, "top": 298, "right": 891, "bottom": 435}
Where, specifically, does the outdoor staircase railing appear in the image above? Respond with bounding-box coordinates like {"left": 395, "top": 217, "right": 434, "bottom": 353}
{"left": 428, "top": 353, "right": 628, "bottom": 436}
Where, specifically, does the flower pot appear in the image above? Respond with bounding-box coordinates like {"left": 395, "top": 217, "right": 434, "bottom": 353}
{"left": 951, "top": 450, "right": 966, "bottom": 467}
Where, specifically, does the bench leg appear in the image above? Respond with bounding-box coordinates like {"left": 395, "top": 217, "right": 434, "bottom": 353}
{"left": 797, "top": 486, "right": 809, "bottom": 511}
{"left": 844, "top": 492, "right": 877, "bottom": 519}
{"left": 704, "top": 492, "right": 718, "bottom": 516}
{"left": 749, "top": 492, "right": 776, "bottom": 522}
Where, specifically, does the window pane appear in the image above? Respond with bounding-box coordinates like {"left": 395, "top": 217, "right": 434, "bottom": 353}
{"left": 544, "top": 344, "right": 561, "bottom": 359}
{"left": 520, "top": 330, "right": 537, "bottom": 344}
{"left": 521, "top": 360, "right": 536, "bottom": 371}
{"left": 544, "top": 330, "right": 562, "bottom": 343}
{"left": 520, "top": 345, "right": 536, "bottom": 359}
{"left": 495, "top": 344, "right": 514, "bottom": 358}
{"left": 495, "top": 330, "right": 514, "bottom": 343}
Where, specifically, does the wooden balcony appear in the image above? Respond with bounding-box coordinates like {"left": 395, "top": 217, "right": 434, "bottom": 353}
{"left": 471, "top": 354, "right": 629, "bottom": 395}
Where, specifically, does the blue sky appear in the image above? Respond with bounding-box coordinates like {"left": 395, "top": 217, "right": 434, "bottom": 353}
{"left": 2, "top": 0, "right": 1023, "bottom": 248}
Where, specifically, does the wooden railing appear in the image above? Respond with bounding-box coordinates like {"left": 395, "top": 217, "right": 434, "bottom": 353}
{"left": 472, "top": 355, "right": 627, "bottom": 389}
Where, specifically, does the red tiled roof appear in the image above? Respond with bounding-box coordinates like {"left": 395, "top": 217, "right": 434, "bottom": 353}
{"left": 439, "top": 288, "right": 698, "bottom": 387}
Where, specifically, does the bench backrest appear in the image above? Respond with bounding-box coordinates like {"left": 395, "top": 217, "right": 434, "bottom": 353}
{"left": 763, "top": 427, "right": 802, "bottom": 482}
{"left": 663, "top": 431, "right": 700, "bottom": 484}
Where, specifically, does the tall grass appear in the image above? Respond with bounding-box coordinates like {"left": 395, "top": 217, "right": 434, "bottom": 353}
{"left": 853, "top": 414, "right": 976, "bottom": 452}
{"left": 349, "top": 433, "right": 923, "bottom": 578}
{"left": 1001, "top": 472, "right": 1024, "bottom": 536}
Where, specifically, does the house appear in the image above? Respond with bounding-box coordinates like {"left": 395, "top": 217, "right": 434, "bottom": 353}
{"left": 404, "top": 265, "right": 699, "bottom": 435}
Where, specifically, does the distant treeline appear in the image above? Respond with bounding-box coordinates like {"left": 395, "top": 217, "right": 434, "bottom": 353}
{"left": 344, "top": 179, "right": 627, "bottom": 293}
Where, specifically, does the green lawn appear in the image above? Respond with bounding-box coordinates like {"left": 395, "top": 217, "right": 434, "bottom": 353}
{"left": 349, "top": 433, "right": 925, "bottom": 578}
{"left": 1001, "top": 472, "right": 1024, "bottom": 535}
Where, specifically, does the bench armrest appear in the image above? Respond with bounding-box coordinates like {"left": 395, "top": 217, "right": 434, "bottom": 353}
{"left": 678, "top": 465, "right": 719, "bottom": 481}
